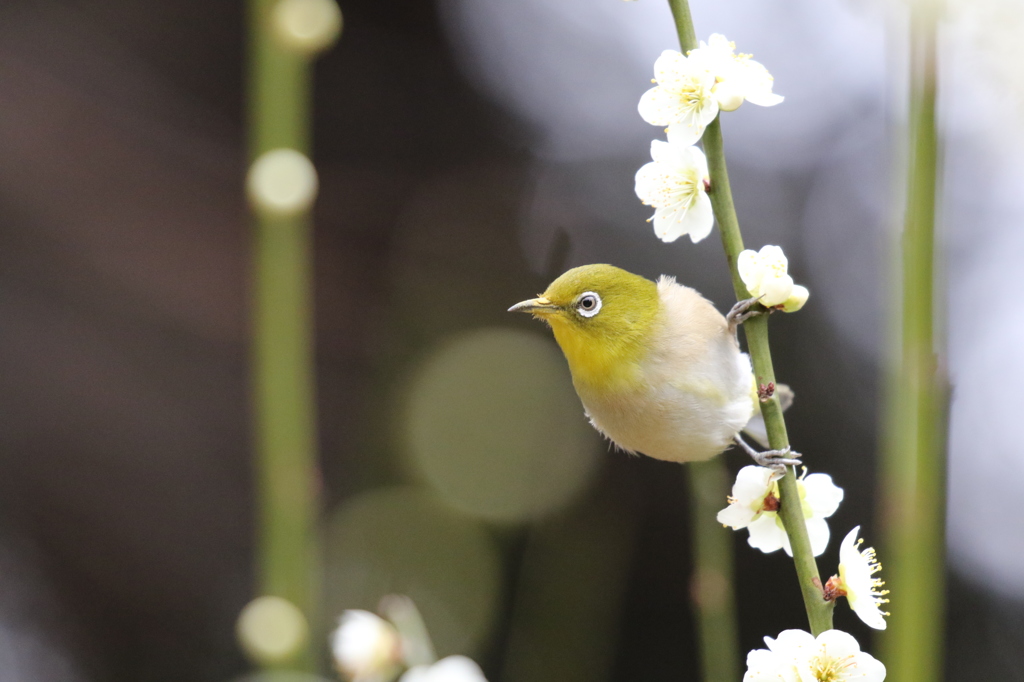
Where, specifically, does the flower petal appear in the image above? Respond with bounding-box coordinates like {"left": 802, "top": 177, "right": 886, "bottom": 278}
{"left": 707, "top": 33, "right": 734, "bottom": 53}
{"left": 687, "top": 144, "right": 710, "bottom": 181}
{"left": 737, "top": 250, "right": 763, "bottom": 295}
{"left": 666, "top": 121, "right": 704, "bottom": 147}
{"left": 653, "top": 206, "right": 689, "bottom": 243}
{"left": 838, "top": 526, "right": 889, "bottom": 630}
{"left": 649, "top": 139, "right": 673, "bottom": 165}
{"left": 717, "top": 500, "right": 758, "bottom": 529}
{"left": 732, "top": 465, "right": 775, "bottom": 504}
{"left": 739, "top": 60, "right": 784, "bottom": 107}
{"left": 758, "top": 244, "right": 788, "bottom": 268}
{"left": 814, "top": 630, "right": 862, "bottom": 659}
{"left": 660, "top": 137, "right": 698, "bottom": 168}
{"left": 781, "top": 285, "right": 809, "bottom": 313}
{"left": 760, "top": 273, "right": 794, "bottom": 307}
{"left": 742, "top": 648, "right": 798, "bottom": 682}
{"left": 634, "top": 161, "right": 670, "bottom": 206}
{"left": 803, "top": 473, "right": 844, "bottom": 518}
{"left": 714, "top": 81, "right": 746, "bottom": 112}
{"left": 838, "top": 526, "right": 861, "bottom": 571}
{"left": 769, "top": 628, "right": 816, "bottom": 653}
{"left": 746, "top": 90, "right": 784, "bottom": 107}
{"left": 849, "top": 652, "right": 887, "bottom": 682}
{"left": 653, "top": 49, "right": 688, "bottom": 88}
{"left": 685, "top": 192, "right": 715, "bottom": 243}
{"left": 805, "top": 516, "right": 831, "bottom": 557}
{"left": 747, "top": 512, "right": 787, "bottom": 554}
{"left": 696, "top": 92, "right": 720, "bottom": 126}
{"left": 639, "top": 86, "right": 687, "bottom": 127}
{"left": 852, "top": 595, "right": 889, "bottom": 631}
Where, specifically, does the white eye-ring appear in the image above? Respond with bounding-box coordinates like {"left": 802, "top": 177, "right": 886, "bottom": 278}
{"left": 576, "top": 291, "right": 602, "bottom": 318}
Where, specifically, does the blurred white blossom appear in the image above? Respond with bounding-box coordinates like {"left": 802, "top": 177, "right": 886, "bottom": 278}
{"left": 743, "top": 629, "right": 886, "bottom": 682}
{"left": 331, "top": 610, "right": 401, "bottom": 681}
{"left": 400, "top": 656, "right": 488, "bottom": 682}
{"left": 738, "top": 245, "right": 809, "bottom": 311}
{"left": 834, "top": 526, "right": 890, "bottom": 630}
{"left": 634, "top": 138, "right": 713, "bottom": 242}
{"left": 717, "top": 465, "right": 843, "bottom": 557}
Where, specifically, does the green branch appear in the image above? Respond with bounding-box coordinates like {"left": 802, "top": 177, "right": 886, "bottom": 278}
{"left": 688, "top": 461, "right": 740, "bottom": 682}
{"left": 248, "top": 0, "right": 321, "bottom": 669}
{"left": 879, "top": 1, "right": 947, "bottom": 679}
{"left": 667, "top": 0, "right": 834, "bottom": 636}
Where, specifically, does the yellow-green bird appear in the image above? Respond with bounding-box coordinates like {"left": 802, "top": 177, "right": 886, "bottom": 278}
{"left": 509, "top": 264, "right": 795, "bottom": 466}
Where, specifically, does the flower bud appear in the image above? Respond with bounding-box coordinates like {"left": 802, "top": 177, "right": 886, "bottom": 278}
{"left": 737, "top": 245, "right": 809, "bottom": 313}
{"left": 713, "top": 81, "right": 745, "bottom": 112}
{"left": 781, "top": 284, "right": 809, "bottom": 313}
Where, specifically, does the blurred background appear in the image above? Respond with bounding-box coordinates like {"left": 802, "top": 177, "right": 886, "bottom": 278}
{"left": 0, "top": 0, "right": 1022, "bottom": 680}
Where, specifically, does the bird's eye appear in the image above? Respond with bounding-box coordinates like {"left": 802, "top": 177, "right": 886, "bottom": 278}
{"left": 576, "top": 292, "right": 602, "bottom": 318}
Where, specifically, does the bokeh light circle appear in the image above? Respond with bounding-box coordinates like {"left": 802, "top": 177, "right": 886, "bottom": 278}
{"left": 325, "top": 486, "right": 501, "bottom": 658}
{"left": 235, "top": 595, "right": 309, "bottom": 666}
{"left": 246, "top": 148, "right": 319, "bottom": 217}
{"left": 403, "top": 327, "right": 600, "bottom": 523}
{"left": 271, "top": 0, "right": 343, "bottom": 56}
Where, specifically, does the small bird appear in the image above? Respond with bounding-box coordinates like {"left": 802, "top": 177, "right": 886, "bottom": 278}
{"left": 509, "top": 264, "right": 796, "bottom": 466}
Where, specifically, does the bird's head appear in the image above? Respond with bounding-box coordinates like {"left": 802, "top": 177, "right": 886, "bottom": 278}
{"left": 508, "top": 264, "right": 661, "bottom": 388}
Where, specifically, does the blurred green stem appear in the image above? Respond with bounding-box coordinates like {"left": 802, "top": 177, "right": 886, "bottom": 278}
{"left": 667, "top": 0, "right": 834, "bottom": 637}
{"left": 688, "top": 461, "right": 739, "bottom": 682}
{"left": 880, "top": 2, "right": 947, "bottom": 680}
{"left": 248, "top": 0, "right": 320, "bottom": 669}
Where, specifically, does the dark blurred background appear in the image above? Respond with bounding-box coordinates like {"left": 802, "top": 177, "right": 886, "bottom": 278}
{"left": 0, "top": 0, "right": 1022, "bottom": 680}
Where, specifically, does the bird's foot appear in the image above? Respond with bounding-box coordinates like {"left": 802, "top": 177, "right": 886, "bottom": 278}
{"left": 733, "top": 434, "right": 802, "bottom": 473}
{"left": 727, "top": 297, "right": 764, "bottom": 335}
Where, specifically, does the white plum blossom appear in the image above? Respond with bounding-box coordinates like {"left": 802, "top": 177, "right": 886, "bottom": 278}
{"left": 688, "top": 34, "right": 784, "bottom": 112}
{"left": 717, "top": 465, "right": 843, "bottom": 557}
{"left": 638, "top": 49, "right": 719, "bottom": 146}
{"left": 637, "top": 36, "right": 783, "bottom": 144}
{"left": 331, "top": 610, "right": 401, "bottom": 681}
{"left": 737, "top": 245, "right": 810, "bottom": 312}
{"left": 634, "top": 138, "right": 714, "bottom": 243}
{"left": 832, "top": 526, "right": 890, "bottom": 630}
{"left": 743, "top": 629, "right": 886, "bottom": 682}
{"left": 400, "top": 655, "right": 489, "bottom": 682}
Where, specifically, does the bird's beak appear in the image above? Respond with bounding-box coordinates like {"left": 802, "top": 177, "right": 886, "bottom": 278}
{"left": 508, "top": 296, "right": 560, "bottom": 315}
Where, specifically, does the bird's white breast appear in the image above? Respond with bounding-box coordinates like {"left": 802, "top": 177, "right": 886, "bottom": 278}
{"left": 577, "top": 276, "right": 755, "bottom": 463}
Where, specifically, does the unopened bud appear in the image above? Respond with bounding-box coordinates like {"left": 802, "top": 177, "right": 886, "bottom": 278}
{"left": 714, "top": 82, "right": 745, "bottom": 112}
{"left": 780, "top": 284, "right": 809, "bottom": 313}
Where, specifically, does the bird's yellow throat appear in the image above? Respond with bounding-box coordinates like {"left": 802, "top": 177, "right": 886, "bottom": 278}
{"left": 545, "top": 316, "right": 654, "bottom": 391}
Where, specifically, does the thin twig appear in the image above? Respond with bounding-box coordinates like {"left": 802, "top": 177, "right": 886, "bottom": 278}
{"left": 666, "top": 0, "right": 835, "bottom": 636}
